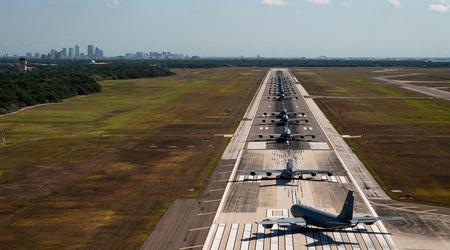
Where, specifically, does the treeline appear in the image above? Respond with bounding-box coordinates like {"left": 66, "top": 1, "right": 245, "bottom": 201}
{"left": 0, "top": 63, "right": 175, "bottom": 114}
{"left": 58, "top": 63, "right": 174, "bottom": 80}
{"left": 149, "top": 58, "right": 450, "bottom": 68}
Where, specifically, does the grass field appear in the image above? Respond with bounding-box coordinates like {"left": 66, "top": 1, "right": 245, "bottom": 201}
{"left": 293, "top": 68, "right": 450, "bottom": 207}
{"left": 0, "top": 68, "right": 265, "bottom": 249}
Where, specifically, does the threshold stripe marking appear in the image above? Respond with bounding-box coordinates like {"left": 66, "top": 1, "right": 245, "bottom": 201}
{"left": 371, "top": 224, "right": 391, "bottom": 250}
{"left": 225, "top": 224, "right": 239, "bottom": 250}
{"left": 271, "top": 224, "right": 278, "bottom": 250}
{"left": 240, "top": 223, "right": 252, "bottom": 250}
{"left": 256, "top": 224, "right": 264, "bottom": 250}
{"left": 285, "top": 227, "right": 294, "bottom": 250}
{"left": 211, "top": 224, "right": 225, "bottom": 250}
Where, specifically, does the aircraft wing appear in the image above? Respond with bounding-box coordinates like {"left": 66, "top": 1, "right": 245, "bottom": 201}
{"left": 354, "top": 216, "right": 404, "bottom": 225}
{"left": 257, "top": 217, "right": 306, "bottom": 227}
{"left": 293, "top": 169, "right": 333, "bottom": 176}
{"left": 239, "top": 169, "right": 283, "bottom": 174}
{"left": 291, "top": 134, "right": 316, "bottom": 141}
{"left": 257, "top": 134, "right": 281, "bottom": 141}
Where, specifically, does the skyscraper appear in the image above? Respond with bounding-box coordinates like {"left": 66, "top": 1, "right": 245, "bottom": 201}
{"left": 95, "top": 47, "right": 103, "bottom": 59}
{"left": 62, "top": 48, "right": 67, "bottom": 58}
{"left": 87, "top": 45, "right": 94, "bottom": 58}
{"left": 68, "top": 48, "right": 74, "bottom": 58}
{"left": 75, "top": 45, "right": 80, "bottom": 58}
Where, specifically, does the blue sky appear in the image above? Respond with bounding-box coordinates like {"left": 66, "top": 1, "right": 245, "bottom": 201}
{"left": 0, "top": 0, "right": 449, "bottom": 57}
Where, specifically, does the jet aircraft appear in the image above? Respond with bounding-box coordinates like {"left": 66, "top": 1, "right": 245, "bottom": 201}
{"left": 257, "top": 126, "right": 316, "bottom": 143}
{"left": 240, "top": 159, "right": 333, "bottom": 180}
{"left": 257, "top": 190, "right": 403, "bottom": 229}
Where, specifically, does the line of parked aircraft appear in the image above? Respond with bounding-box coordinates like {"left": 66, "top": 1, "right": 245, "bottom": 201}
{"left": 250, "top": 70, "right": 402, "bottom": 230}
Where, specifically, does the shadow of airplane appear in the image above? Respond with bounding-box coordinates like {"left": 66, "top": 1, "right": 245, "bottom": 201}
{"left": 240, "top": 225, "right": 391, "bottom": 247}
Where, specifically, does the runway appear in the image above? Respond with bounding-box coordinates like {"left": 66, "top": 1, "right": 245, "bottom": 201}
{"left": 202, "top": 69, "right": 396, "bottom": 250}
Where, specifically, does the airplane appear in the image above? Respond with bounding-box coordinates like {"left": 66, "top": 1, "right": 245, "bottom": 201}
{"left": 263, "top": 108, "right": 306, "bottom": 118}
{"left": 257, "top": 190, "right": 403, "bottom": 230}
{"left": 261, "top": 114, "right": 308, "bottom": 125}
{"left": 257, "top": 126, "right": 315, "bottom": 143}
{"left": 240, "top": 159, "right": 333, "bottom": 180}
{"left": 268, "top": 93, "right": 298, "bottom": 101}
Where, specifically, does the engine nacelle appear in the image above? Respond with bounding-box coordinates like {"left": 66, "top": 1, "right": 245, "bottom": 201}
{"left": 262, "top": 119, "right": 266, "bottom": 123}
{"left": 327, "top": 172, "right": 333, "bottom": 176}
{"left": 250, "top": 172, "right": 256, "bottom": 176}
{"left": 258, "top": 135, "right": 263, "bottom": 138}
{"left": 364, "top": 221, "right": 375, "bottom": 225}
{"left": 311, "top": 172, "right": 317, "bottom": 177}
{"left": 266, "top": 172, "right": 272, "bottom": 176}
{"left": 262, "top": 223, "right": 273, "bottom": 229}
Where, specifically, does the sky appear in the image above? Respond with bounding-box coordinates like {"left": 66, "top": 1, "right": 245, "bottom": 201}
{"left": 0, "top": 0, "right": 450, "bottom": 57}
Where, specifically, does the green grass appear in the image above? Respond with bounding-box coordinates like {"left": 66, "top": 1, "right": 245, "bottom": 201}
{"left": 294, "top": 68, "right": 450, "bottom": 207}
{"left": 0, "top": 68, "right": 265, "bottom": 249}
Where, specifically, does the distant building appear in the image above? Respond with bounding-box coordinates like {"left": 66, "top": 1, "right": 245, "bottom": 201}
{"left": 19, "top": 58, "right": 28, "bottom": 72}
{"left": 75, "top": 45, "right": 80, "bottom": 57}
{"left": 62, "top": 48, "right": 67, "bottom": 58}
{"left": 87, "top": 45, "right": 94, "bottom": 58}
{"left": 95, "top": 47, "right": 103, "bottom": 59}
{"left": 68, "top": 48, "right": 74, "bottom": 58}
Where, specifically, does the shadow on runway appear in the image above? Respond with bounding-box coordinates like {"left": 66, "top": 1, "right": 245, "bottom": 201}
{"left": 241, "top": 225, "right": 391, "bottom": 247}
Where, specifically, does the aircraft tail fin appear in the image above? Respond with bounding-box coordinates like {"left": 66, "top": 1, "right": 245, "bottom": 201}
{"left": 337, "top": 190, "right": 354, "bottom": 220}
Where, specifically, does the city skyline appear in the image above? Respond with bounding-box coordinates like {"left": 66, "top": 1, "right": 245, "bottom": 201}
{"left": 1, "top": 1, "right": 450, "bottom": 57}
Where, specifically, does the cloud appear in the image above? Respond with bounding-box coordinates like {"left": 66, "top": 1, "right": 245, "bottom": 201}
{"left": 429, "top": 3, "right": 450, "bottom": 13}
{"left": 306, "top": 0, "right": 331, "bottom": 5}
{"left": 261, "top": 0, "right": 288, "bottom": 7}
{"left": 341, "top": 1, "right": 353, "bottom": 8}
{"left": 387, "top": 0, "right": 402, "bottom": 8}
{"left": 107, "top": 0, "right": 120, "bottom": 8}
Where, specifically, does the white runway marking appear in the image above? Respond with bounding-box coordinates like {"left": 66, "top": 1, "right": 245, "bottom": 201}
{"left": 371, "top": 224, "right": 391, "bottom": 249}
{"left": 240, "top": 224, "right": 252, "bottom": 250}
{"left": 238, "top": 175, "right": 244, "bottom": 181}
{"left": 256, "top": 175, "right": 262, "bottom": 182}
{"left": 225, "top": 224, "right": 238, "bottom": 250}
{"left": 285, "top": 228, "right": 294, "bottom": 250}
{"left": 271, "top": 225, "right": 279, "bottom": 250}
{"left": 211, "top": 224, "right": 225, "bottom": 250}
{"left": 345, "top": 228, "right": 360, "bottom": 250}
{"left": 333, "top": 231, "right": 346, "bottom": 250}
{"left": 340, "top": 176, "right": 348, "bottom": 183}
{"left": 331, "top": 176, "right": 338, "bottom": 183}
{"left": 256, "top": 224, "right": 264, "bottom": 250}
{"left": 358, "top": 224, "right": 376, "bottom": 249}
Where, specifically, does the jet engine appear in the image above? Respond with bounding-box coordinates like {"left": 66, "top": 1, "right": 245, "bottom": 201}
{"left": 327, "top": 172, "right": 333, "bottom": 176}
{"left": 250, "top": 172, "right": 256, "bottom": 176}
{"left": 266, "top": 172, "right": 272, "bottom": 176}
{"left": 311, "top": 172, "right": 317, "bottom": 177}
{"left": 261, "top": 219, "right": 273, "bottom": 229}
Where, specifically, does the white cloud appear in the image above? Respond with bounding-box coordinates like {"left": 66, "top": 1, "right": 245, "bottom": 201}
{"left": 341, "top": 1, "right": 353, "bottom": 8}
{"left": 429, "top": 3, "right": 450, "bottom": 13}
{"left": 387, "top": 0, "right": 402, "bottom": 8}
{"left": 306, "top": 0, "right": 331, "bottom": 5}
{"left": 261, "top": 0, "right": 288, "bottom": 7}
{"left": 107, "top": 0, "right": 120, "bottom": 8}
